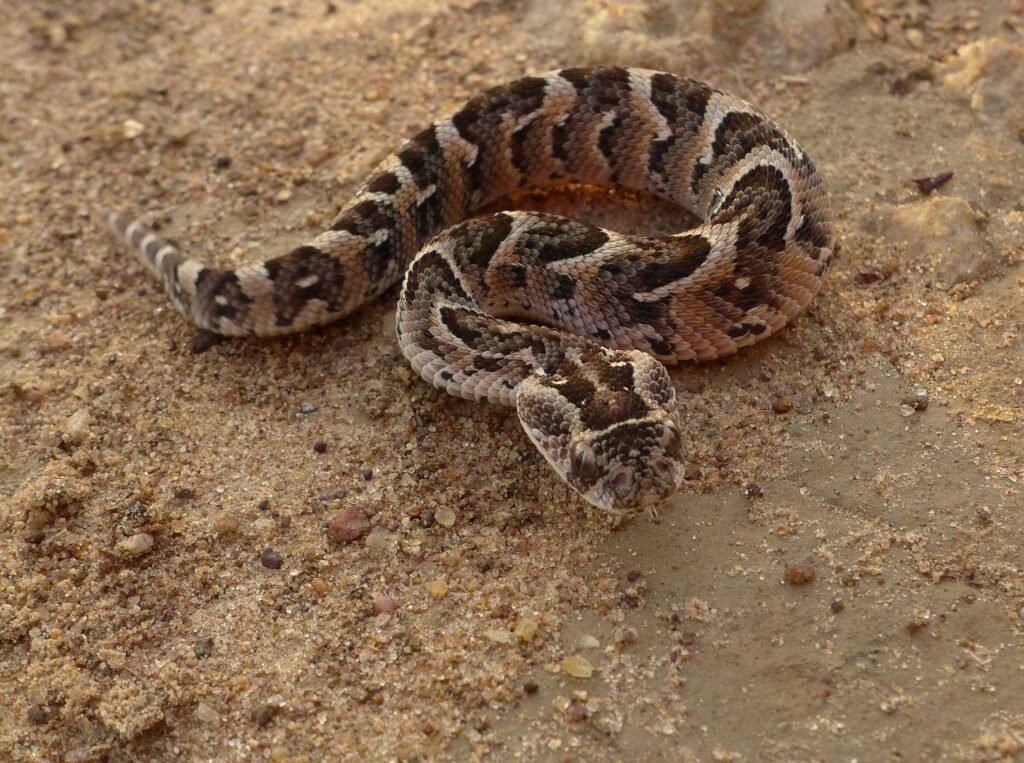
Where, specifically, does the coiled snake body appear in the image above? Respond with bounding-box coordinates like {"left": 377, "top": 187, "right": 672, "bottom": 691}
{"left": 105, "top": 67, "right": 834, "bottom": 516}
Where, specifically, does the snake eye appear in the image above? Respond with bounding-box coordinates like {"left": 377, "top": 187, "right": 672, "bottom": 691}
{"left": 570, "top": 443, "right": 600, "bottom": 481}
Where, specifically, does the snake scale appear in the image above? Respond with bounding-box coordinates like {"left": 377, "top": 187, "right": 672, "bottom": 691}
{"left": 105, "top": 66, "right": 834, "bottom": 516}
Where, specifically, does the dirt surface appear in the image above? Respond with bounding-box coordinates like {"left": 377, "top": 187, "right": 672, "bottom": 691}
{"left": 2, "top": 0, "right": 1023, "bottom": 760}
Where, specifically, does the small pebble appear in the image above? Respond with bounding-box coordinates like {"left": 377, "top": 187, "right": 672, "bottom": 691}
{"left": 250, "top": 703, "right": 279, "bottom": 727}
{"left": 578, "top": 634, "right": 600, "bottom": 649}
{"left": 744, "top": 482, "right": 763, "bottom": 498}
{"left": 194, "top": 638, "right": 214, "bottom": 658}
{"left": 189, "top": 330, "right": 222, "bottom": 354}
{"left": 299, "top": 401, "right": 317, "bottom": 414}
{"left": 626, "top": 569, "right": 641, "bottom": 582}
{"left": 901, "top": 387, "right": 929, "bottom": 411}
{"left": 913, "top": 171, "right": 953, "bottom": 195}
{"left": 118, "top": 532, "right": 154, "bottom": 556}
{"left": 318, "top": 487, "right": 346, "bottom": 502}
{"left": 483, "top": 629, "right": 514, "bottom": 644}
{"left": 435, "top": 507, "right": 456, "bottom": 528}
{"left": 260, "top": 547, "right": 283, "bottom": 569}
{"left": 196, "top": 701, "right": 219, "bottom": 723}
{"left": 326, "top": 507, "right": 371, "bottom": 543}
{"left": 614, "top": 626, "right": 638, "bottom": 648}
{"left": 364, "top": 526, "right": 394, "bottom": 550}
{"left": 906, "top": 611, "right": 930, "bottom": 635}
{"left": 26, "top": 509, "right": 54, "bottom": 529}
{"left": 424, "top": 579, "right": 449, "bottom": 598}
{"left": 523, "top": 681, "right": 539, "bottom": 695}
{"left": 213, "top": 512, "right": 240, "bottom": 535}
{"left": 905, "top": 27, "right": 925, "bottom": 48}
{"left": 784, "top": 563, "right": 816, "bottom": 585}
{"left": 312, "top": 441, "right": 327, "bottom": 454}
{"left": 562, "top": 655, "right": 594, "bottom": 679}
{"left": 213, "top": 154, "right": 232, "bottom": 170}
{"left": 122, "top": 118, "right": 145, "bottom": 139}
{"left": 362, "top": 468, "right": 373, "bottom": 481}
{"left": 23, "top": 530, "right": 45, "bottom": 544}
{"left": 257, "top": 498, "right": 272, "bottom": 510}
{"left": 830, "top": 599, "right": 845, "bottom": 614}
{"left": 567, "top": 700, "right": 588, "bottom": 723}
{"left": 514, "top": 618, "right": 539, "bottom": 643}
{"left": 64, "top": 409, "right": 91, "bottom": 445}
{"left": 27, "top": 705, "right": 49, "bottom": 725}
{"left": 374, "top": 594, "right": 397, "bottom": 614}
{"left": 772, "top": 395, "right": 794, "bottom": 414}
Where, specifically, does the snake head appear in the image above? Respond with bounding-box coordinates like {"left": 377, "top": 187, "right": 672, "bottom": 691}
{"left": 517, "top": 348, "right": 685, "bottom": 515}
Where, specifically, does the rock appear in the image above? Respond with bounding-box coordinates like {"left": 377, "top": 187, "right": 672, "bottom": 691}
{"left": 326, "top": 507, "right": 371, "bottom": 543}
{"left": 715, "top": 0, "right": 857, "bottom": 74}
{"left": 63, "top": 409, "right": 91, "bottom": 445}
{"left": 943, "top": 38, "right": 1024, "bottom": 137}
{"left": 902, "top": 387, "right": 929, "bottom": 412}
{"left": 122, "top": 118, "right": 144, "bottom": 139}
{"left": 434, "top": 507, "right": 456, "bottom": 528}
{"left": 614, "top": 626, "right": 638, "bottom": 649}
{"left": 213, "top": 512, "right": 240, "bottom": 535}
{"left": 196, "top": 701, "right": 218, "bottom": 724}
{"left": 528, "top": 0, "right": 695, "bottom": 71}
{"left": 260, "top": 547, "right": 283, "bottom": 569}
{"left": 250, "top": 702, "right": 280, "bottom": 727}
{"left": 373, "top": 594, "right": 397, "bottom": 614}
{"left": 117, "top": 533, "right": 154, "bottom": 556}
{"left": 784, "top": 563, "right": 816, "bottom": 585}
{"left": 26, "top": 509, "right": 54, "bottom": 529}
{"left": 528, "top": 0, "right": 855, "bottom": 75}
{"left": 364, "top": 526, "right": 395, "bottom": 550}
{"left": 863, "top": 196, "right": 998, "bottom": 287}
{"left": 194, "top": 638, "right": 214, "bottom": 659}
{"left": 514, "top": 618, "right": 539, "bottom": 643}
{"left": 483, "top": 628, "right": 514, "bottom": 644}
{"left": 424, "top": 579, "right": 448, "bottom": 598}
{"left": 562, "top": 655, "right": 594, "bottom": 678}
{"left": 27, "top": 704, "right": 49, "bottom": 725}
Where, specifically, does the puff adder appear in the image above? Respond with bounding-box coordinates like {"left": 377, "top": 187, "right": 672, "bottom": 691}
{"left": 104, "top": 66, "right": 834, "bottom": 516}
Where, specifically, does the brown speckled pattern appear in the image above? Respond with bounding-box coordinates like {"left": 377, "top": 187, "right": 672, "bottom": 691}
{"left": 104, "top": 67, "right": 833, "bottom": 514}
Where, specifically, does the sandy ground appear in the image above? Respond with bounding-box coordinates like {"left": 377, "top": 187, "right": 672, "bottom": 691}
{"left": 2, "top": 0, "right": 1023, "bottom": 760}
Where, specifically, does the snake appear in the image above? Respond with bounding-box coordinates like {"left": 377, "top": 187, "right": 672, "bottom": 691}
{"left": 103, "top": 66, "right": 834, "bottom": 517}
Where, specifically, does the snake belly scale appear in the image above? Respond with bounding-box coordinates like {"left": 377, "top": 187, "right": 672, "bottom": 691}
{"left": 104, "top": 66, "right": 834, "bottom": 516}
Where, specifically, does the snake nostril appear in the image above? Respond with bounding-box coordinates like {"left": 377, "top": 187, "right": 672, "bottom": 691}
{"left": 611, "top": 470, "right": 634, "bottom": 497}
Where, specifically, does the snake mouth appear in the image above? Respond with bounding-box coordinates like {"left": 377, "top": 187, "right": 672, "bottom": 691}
{"left": 589, "top": 461, "right": 683, "bottom": 512}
